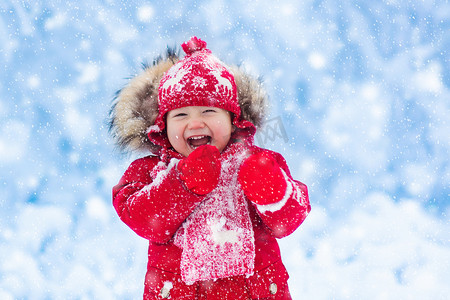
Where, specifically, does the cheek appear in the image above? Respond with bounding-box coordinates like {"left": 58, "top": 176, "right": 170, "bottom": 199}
{"left": 216, "top": 121, "right": 233, "bottom": 139}
{"left": 166, "top": 123, "right": 182, "bottom": 143}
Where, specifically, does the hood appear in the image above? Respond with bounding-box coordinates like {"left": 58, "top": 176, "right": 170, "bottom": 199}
{"left": 109, "top": 48, "right": 267, "bottom": 154}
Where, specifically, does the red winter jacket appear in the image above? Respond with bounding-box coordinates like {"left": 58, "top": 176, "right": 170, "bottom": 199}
{"left": 113, "top": 145, "right": 310, "bottom": 299}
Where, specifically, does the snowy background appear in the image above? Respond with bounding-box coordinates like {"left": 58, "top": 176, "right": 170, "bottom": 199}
{"left": 1, "top": 0, "right": 449, "bottom": 299}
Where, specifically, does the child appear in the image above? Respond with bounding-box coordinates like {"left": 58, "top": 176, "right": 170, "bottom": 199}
{"left": 109, "top": 36, "right": 310, "bottom": 300}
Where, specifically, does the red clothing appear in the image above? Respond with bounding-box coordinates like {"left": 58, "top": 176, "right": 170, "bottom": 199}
{"left": 113, "top": 144, "right": 310, "bottom": 299}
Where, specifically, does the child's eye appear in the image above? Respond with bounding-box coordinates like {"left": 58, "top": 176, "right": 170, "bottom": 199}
{"left": 173, "top": 113, "right": 187, "bottom": 118}
{"left": 203, "top": 109, "right": 216, "bottom": 114}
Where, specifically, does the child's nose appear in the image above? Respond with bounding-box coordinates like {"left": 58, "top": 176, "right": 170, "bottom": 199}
{"left": 187, "top": 118, "right": 206, "bottom": 129}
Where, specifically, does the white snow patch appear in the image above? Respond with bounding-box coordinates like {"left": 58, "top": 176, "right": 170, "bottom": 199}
{"left": 97, "top": 9, "right": 137, "bottom": 43}
{"left": 54, "top": 87, "right": 82, "bottom": 105}
{"left": 163, "top": 281, "right": 173, "bottom": 290}
{"left": 308, "top": 52, "right": 327, "bottom": 70}
{"left": 137, "top": 5, "right": 155, "bottom": 23}
{"left": 284, "top": 193, "right": 450, "bottom": 299}
{"left": 321, "top": 83, "right": 389, "bottom": 170}
{"left": 80, "top": 39, "right": 92, "bottom": 51}
{"left": 86, "top": 196, "right": 110, "bottom": 222}
{"left": 0, "top": 120, "right": 29, "bottom": 162}
{"left": 44, "top": 13, "right": 67, "bottom": 30}
{"left": 280, "top": 3, "right": 295, "bottom": 16}
{"left": 401, "top": 163, "right": 436, "bottom": 198}
{"left": 412, "top": 62, "right": 443, "bottom": 93}
{"left": 64, "top": 108, "right": 93, "bottom": 142}
{"left": 99, "top": 163, "right": 123, "bottom": 191}
{"left": 211, "top": 217, "right": 239, "bottom": 245}
{"left": 76, "top": 62, "right": 100, "bottom": 84}
{"left": 27, "top": 75, "right": 40, "bottom": 89}
{"left": 105, "top": 49, "right": 124, "bottom": 64}
{"left": 15, "top": 205, "right": 72, "bottom": 253}
{"left": 296, "top": 158, "right": 315, "bottom": 182}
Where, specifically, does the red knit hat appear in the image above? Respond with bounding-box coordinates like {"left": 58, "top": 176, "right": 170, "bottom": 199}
{"left": 148, "top": 36, "right": 255, "bottom": 150}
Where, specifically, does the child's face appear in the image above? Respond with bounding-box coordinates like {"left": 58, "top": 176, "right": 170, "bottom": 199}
{"left": 166, "top": 106, "right": 234, "bottom": 157}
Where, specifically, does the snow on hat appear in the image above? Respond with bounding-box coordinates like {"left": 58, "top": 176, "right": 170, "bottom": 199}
{"left": 148, "top": 36, "right": 254, "bottom": 149}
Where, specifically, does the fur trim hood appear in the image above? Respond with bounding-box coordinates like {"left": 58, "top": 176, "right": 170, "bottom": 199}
{"left": 109, "top": 49, "right": 267, "bottom": 154}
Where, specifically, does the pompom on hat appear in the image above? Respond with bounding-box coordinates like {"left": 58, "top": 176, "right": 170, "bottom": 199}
{"left": 148, "top": 36, "right": 255, "bottom": 150}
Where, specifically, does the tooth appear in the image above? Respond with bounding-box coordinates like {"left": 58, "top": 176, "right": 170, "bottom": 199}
{"left": 190, "top": 136, "right": 206, "bottom": 140}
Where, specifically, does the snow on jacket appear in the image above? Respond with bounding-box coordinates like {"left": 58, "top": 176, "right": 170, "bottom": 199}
{"left": 109, "top": 50, "right": 311, "bottom": 299}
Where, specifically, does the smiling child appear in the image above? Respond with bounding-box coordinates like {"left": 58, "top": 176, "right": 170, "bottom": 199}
{"left": 109, "top": 36, "right": 310, "bottom": 300}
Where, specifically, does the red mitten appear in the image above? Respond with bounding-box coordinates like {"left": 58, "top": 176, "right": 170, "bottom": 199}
{"left": 238, "top": 152, "right": 287, "bottom": 205}
{"left": 178, "top": 145, "right": 221, "bottom": 195}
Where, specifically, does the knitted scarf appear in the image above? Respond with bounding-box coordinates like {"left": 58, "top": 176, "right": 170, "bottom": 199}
{"left": 173, "top": 143, "right": 255, "bottom": 284}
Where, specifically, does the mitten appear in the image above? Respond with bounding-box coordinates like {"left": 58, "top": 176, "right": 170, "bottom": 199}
{"left": 238, "top": 151, "right": 287, "bottom": 205}
{"left": 178, "top": 145, "right": 221, "bottom": 195}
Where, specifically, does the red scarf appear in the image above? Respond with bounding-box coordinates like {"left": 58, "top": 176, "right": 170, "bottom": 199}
{"left": 173, "top": 143, "right": 255, "bottom": 284}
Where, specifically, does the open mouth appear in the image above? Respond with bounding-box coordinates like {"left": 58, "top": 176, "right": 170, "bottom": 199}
{"left": 188, "top": 135, "right": 211, "bottom": 149}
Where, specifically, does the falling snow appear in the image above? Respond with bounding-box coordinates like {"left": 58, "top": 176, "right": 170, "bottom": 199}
{"left": 0, "top": 1, "right": 449, "bottom": 299}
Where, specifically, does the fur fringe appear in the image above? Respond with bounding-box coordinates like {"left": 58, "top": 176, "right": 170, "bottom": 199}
{"left": 108, "top": 48, "right": 267, "bottom": 154}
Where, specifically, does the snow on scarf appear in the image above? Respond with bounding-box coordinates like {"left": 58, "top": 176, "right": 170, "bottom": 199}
{"left": 173, "top": 142, "right": 255, "bottom": 284}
